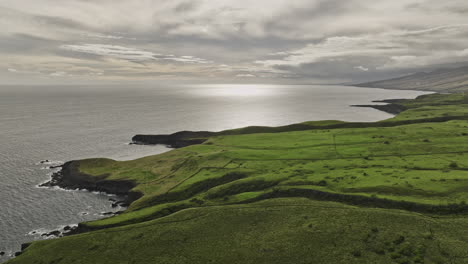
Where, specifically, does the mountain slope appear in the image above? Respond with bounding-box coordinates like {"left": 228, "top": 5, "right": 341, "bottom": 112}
{"left": 357, "top": 66, "right": 468, "bottom": 93}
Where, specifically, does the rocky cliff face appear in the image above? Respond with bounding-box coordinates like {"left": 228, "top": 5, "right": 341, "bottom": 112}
{"left": 40, "top": 161, "right": 142, "bottom": 203}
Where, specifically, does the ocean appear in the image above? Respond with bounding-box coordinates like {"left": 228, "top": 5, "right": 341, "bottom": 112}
{"left": 0, "top": 84, "right": 428, "bottom": 261}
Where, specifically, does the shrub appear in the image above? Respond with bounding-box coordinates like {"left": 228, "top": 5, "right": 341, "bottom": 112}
{"left": 393, "top": 235, "right": 405, "bottom": 245}
{"left": 190, "top": 198, "right": 204, "bottom": 205}
{"left": 317, "top": 180, "right": 328, "bottom": 186}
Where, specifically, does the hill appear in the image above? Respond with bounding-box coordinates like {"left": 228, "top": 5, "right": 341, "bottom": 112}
{"left": 357, "top": 66, "right": 468, "bottom": 93}
{"left": 7, "top": 93, "right": 468, "bottom": 264}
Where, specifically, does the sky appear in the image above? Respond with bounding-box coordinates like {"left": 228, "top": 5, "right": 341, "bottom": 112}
{"left": 1, "top": 0, "right": 468, "bottom": 85}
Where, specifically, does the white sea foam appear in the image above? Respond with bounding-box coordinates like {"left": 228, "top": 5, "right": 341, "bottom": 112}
{"left": 35, "top": 160, "right": 63, "bottom": 167}
{"left": 27, "top": 224, "right": 78, "bottom": 238}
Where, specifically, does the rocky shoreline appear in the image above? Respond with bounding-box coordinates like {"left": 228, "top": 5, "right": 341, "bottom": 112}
{"left": 352, "top": 99, "right": 408, "bottom": 115}
{"left": 12, "top": 161, "right": 144, "bottom": 257}
{"left": 132, "top": 130, "right": 215, "bottom": 148}
{"left": 9, "top": 162, "right": 140, "bottom": 248}
{"left": 40, "top": 161, "right": 142, "bottom": 203}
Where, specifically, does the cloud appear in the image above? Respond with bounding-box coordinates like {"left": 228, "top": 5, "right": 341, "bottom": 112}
{"left": 354, "top": 66, "right": 369, "bottom": 72}
{"left": 60, "top": 44, "right": 157, "bottom": 61}
{"left": 256, "top": 35, "right": 405, "bottom": 67}
{"left": 85, "top": 33, "right": 135, "bottom": 40}
{"left": 60, "top": 44, "right": 212, "bottom": 64}
{"left": 1, "top": 0, "right": 468, "bottom": 83}
{"left": 49, "top": 71, "right": 67, "bottom": 77}
{"left": 255, "top": 24, "right": 468, "bottom": 79}
{"left": 236, "top": 73, "right": 256, "bottom": 77}
{"left": 163, "top": 55, "right": 212, "bottom": 64}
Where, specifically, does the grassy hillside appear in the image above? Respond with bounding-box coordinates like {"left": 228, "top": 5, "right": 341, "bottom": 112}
{"left": 9, "top": 199, "right": 468, "bottom": 264}
{"left": 7, "top": 93, "right": 468, "bottom": 264}
{"left": 356, "top": 66, "right": 468, "bottom": 93}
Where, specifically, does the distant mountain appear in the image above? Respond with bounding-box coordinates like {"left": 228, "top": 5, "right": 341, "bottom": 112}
{"left": 356, "top": 66, "right": 468, "bottom": 93}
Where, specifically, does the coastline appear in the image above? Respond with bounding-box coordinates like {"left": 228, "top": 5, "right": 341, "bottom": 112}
{"left": 9, "top": 161, "right": 143, "bottom": 257}
{"left": 351, "top": 98, "right": 408, "bottom": 115}
{"left": 10, "top": 91, "right": 468, "bottom": 263}
{"left": 40, "top": 161, "right": 142, "bottom": 205}
{"left": 129, "top": 95, "right": 423, "bottom": 148}
{"left": 33, "top": 161, "right": 143, "bottom": 238}
{"left": 9, "top": 90, "right": 432, "bottom": 259}
{"left": 348, "top": 86, "right": 436, "bottom": 115}
{"left": 13, "top": 93, "right": 410, "bottom": 247}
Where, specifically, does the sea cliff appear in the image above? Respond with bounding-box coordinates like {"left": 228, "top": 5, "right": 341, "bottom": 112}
{"left": 40, "top": 161, "right": 142, "bottom": 204}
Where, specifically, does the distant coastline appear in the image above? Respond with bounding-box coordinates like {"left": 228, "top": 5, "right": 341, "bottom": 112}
{"left": 129, "top": 93, "right": 428, "bottom": 148}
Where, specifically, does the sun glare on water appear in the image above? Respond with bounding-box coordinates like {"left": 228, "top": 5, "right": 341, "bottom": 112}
{"left": 189, "top": 84, "right": 281, "bottom": 97}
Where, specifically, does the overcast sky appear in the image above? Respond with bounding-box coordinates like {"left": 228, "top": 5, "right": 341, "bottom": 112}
{"left": 1, "top": 0, "right": 468, "bottom": 84}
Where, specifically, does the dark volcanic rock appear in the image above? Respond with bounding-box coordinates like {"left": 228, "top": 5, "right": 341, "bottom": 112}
{"left": 39, "top": 160, "right": 143, "bottom": 236}
{"left": 132, "top": 130, "right": 215, "bottom": 147}
{"left": 21, "top": 243, "right": 31, "bottom": 251}
{"left": 111, "top": 200, "right": 129, "bottom": 208}
{"left": 116, "top": 200, "right": 129, "bottom": 206}
{"left": 0, "top": 251, "right": 5, "bottom": 256}
{"left": 63, "top": 226, "right": 78, "bottom": 234}
{"left": 101, "top": 212, "right": 115, "bottom": 216}
{"left": 42, "top": 230, "right": 61, "bottom": 237}
{"left": 352, "top": 100, "right": 407, "bottom": 115}
{"left": 40, "top": 161, "right": 142, "bottom": 204}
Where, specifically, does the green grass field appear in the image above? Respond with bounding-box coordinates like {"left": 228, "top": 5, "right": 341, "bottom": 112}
{"left": 7, "top": 93, "right": 468, "bottom": 264}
